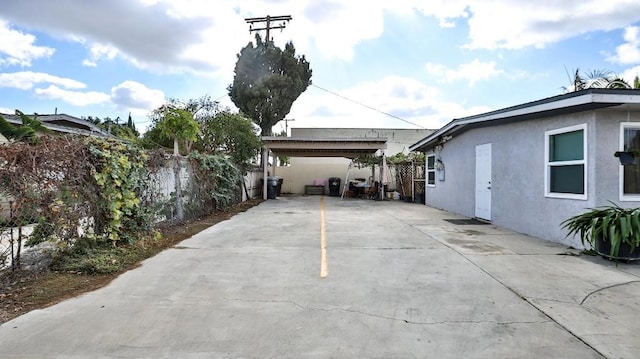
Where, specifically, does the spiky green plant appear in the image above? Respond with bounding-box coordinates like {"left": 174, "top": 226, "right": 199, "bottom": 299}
{"left": 561, "top": 204, "right": 640, "bottom": 259}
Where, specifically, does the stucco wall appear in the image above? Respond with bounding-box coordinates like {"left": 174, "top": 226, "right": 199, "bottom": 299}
{"left": 594, "top": 109, "right": 640, "bottom": 206}
{"left": 272, "top": 159, "right": 374, "bottom": 194}
{"left": 423, "top": 110, "right": 640, "bottom": 248}
{"left": 279, "top": 128, "right": 433, "bottom": 195}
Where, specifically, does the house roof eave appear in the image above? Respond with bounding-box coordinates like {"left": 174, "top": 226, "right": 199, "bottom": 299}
{"left": 410, "top": 88, "right": 640, "bottom": 152}
{"left": 2, "top": 115, "right": 112, "bottom": 138}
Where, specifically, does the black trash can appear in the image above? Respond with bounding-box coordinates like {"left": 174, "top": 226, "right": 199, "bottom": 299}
{"left": 328, "top": 177, "right": 341, "bottom": 197}
{"left": 276, "top": 177, "right": 283, "bottom": 196}
{"left": 267, "top": 176, "right": 279, "bottom": 199}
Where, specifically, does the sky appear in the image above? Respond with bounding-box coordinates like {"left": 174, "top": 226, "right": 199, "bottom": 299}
{"left": 2, "top": 0, "right": 640, "bottom": 134}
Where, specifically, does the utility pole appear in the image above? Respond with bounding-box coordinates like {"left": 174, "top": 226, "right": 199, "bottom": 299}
{"left": 245, "top": 15, "right": 292, "bottom": 42}
{"left": 284, "top": 118, "right": 295, "bottom": 136}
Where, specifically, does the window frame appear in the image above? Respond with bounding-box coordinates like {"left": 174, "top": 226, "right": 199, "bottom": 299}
{"left": 619, "top": 122, "right": 640, "bottom": 201}
{"left": 426, "top": 154, "right": 436, "bottom": 187}
{"left": 544, "top": 123, "right": 587, "bottom": 200}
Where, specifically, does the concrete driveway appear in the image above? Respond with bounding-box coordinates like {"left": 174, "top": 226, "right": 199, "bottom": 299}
{"left": 0, "top": 196, "right": 639, "bottom": 358}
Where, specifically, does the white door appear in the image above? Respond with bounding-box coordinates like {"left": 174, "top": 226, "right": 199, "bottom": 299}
{"left": 475, "top": 143, "right": 492, "bottom": 221}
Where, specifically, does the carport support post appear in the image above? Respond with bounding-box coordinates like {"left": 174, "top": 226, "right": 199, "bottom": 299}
{"left": 263, "top": 147, "right": 269, "bottom": 200}
{"left": 380, "top": 153, "right": 386, "bottom": 199}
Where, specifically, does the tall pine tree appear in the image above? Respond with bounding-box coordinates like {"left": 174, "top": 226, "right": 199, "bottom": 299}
{"left": 228, "top": 35, "right": 312, "bottom": 136}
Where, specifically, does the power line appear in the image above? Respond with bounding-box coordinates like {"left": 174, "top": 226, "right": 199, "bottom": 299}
{"left": 310, "top": 83, "right": 426, "bottom": 129}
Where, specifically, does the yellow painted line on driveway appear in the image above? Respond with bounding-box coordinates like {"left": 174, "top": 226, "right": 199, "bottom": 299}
{"left": 320, "top": 196, "right": 328, "bottom": 278}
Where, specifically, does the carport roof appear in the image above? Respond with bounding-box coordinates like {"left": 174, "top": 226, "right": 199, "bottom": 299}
{"left": 262, "top": 136, "right": 387, "bottom": 158}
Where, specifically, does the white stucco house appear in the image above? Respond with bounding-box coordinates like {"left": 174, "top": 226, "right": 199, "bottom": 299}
{"left": 410, "top": 89, "right": 640, "bottom": 248}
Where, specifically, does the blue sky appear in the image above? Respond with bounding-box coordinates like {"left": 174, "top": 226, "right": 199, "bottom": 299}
{"left": 2, "top": 0, "right": 640, "bottom": 134}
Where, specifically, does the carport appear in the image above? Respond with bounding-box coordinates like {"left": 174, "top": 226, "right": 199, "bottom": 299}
{"left": 260, "top": 136, "right": 388, "bottom": 200}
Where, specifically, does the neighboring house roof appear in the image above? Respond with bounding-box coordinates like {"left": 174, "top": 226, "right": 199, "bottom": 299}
{"left": 262, "top": 136, "right": 387, "bottom": 158}
{"left": 410, "top": 88, "right": 640, "bottom": 152}
{"left": 1, "top": 113, "right": 111, "bottom": 138}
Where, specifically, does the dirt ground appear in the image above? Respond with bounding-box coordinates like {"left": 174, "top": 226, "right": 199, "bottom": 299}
{"left": 0, "top": 198, "right": 263, "bottom": 325}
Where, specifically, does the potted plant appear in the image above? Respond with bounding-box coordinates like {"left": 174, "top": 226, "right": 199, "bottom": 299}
{"left": 561, "top": 204, "right": 640, "bottom": 261}
{"left": 614, "top": 151, "right": 640, "bottom": 165}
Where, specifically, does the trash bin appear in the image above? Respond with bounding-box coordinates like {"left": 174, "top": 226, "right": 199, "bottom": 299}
{"left": 328, "top": 177, "right": 341, "bottom": 197}
{"left": 267, "top": 176, "right": 279, "bottom": 199}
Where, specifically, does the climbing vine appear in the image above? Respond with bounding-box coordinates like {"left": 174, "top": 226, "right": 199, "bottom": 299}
{"left": 87, "top": 138, "right": 150, "bottom": 244}
{"left": 187, "top": 151, "right": 240, "bottom": 214}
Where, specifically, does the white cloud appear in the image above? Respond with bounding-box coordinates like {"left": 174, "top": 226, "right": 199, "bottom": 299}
{"left": 1, "top": 0, "right": 639, "bottom": 80}
{"left": 608, "top": 26, "right": 640, "bottom": 64}
{"left": 406, "top": 0, "right": 469, "bottom": 27}
{"left": 0, "top": 107, "right": 13, "bottom": 114}
{"left": 425, "top": 59, "right": 504, "bottom": 86}
{"left": 0, "top": 20, "right": 54, "bottom": 67}
{"left": 0, "top": 0, "right": 216, "bottom": 74}
{"left": 110, "top": 81, "right": 165, "bottom": 115}
{"left": 0, "top": 0, "right": 384, "bottom": 78}
{"left": 82, "top": 43, "right": 119, "bottom": 67}
{"left": 34, "top": 85, "right": 110, "bottom": 106}
{"left": 620, "top": 65, "right": 640, "bottom": 85}
{"left": 296, "top": 1, "right": 385, "bottom": 61}
{"left": 288, "top": 76, "right": 491, "bottom": 131}
{"left": 0, "top": 71, "right": 86, "bottom": 90}
{"left": 459, "top": 1, "right": 640, "bottom": 50}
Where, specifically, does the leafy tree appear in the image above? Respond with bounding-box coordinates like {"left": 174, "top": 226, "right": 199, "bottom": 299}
{"left": 0, "top": 110, "right": 50, "bottom": 143}
{"left": 103, "top": 117, "right": 139, "bottom": 141}
{"left": 198, "top": 111, "right": 261, "bottom": 166}
{"left": 147, "top": 103, "right": 200, "bottom": 155}
{"left": 184, "top": 95, "right": 221, "bottom": 122}
{"left": 228, "top": 34, "right": 312, "bottom": 136}
{"left": 82, "top": 115, "right": 139, "bottom": 141}
{"left": 197, "top": 110, "right": 262, "bottom": 199}
{"left": 141, "top": 125, "right": 173, "bottom": 150}
{"left": 125, "top": 113, "right": 140, "bottom": 137}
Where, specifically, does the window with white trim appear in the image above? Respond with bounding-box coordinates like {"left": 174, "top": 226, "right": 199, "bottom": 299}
{"left": 427, "top": 154, "right": 436, "bottom": 186}
{"left": 544, "top": 124, "right": 587, "bottom": 200}
{"left": 620, "top": 122, "right": 640, "bottom": 200}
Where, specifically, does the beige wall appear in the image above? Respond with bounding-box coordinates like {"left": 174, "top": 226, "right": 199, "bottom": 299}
{"left": 273, "top": 159, "right": 374, "bottom": 194}
{"left": 276, "top": 128, "right": 433, "bottom": 195}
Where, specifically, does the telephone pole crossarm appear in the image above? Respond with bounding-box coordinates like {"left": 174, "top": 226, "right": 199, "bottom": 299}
{"left": 245, "top": 15, "right": 292, "bottom": 41}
